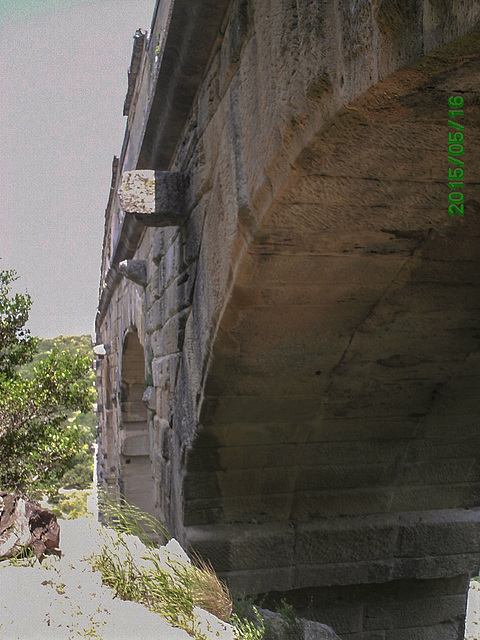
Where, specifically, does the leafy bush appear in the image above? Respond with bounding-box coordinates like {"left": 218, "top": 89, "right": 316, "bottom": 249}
{"left": 0, "top": 267, "right": 95, "bottom": 498}
{"left": 49, "top": 489, "right": 91, "bottom": 519}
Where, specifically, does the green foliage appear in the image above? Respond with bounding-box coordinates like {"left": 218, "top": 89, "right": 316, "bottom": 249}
{"left": 19, "top": 334, "right": 94, "bottom": 380}
{"left": 277, "top": 600, "right": 305, "bottom": 640}
{"left": 0, "top": 348, "right": 95, "bottom": 495}
{"left": 0, "top": 267, "right": 95, "bottom": 497}
{"left": 49, "top": 489, "right": 91, "bottom": 519}
{"left": 230, "top": 609, "right": 266, "bottom": 640}
{"left": 0, "top": 268, "right": 38, "bottom": 377}
{"left": 20, "top": 334, "right": 97, "bottom": 494}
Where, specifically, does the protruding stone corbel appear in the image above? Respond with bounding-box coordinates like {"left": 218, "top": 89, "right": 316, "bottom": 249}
{"left": 93, "top": 343, "right": 111, "bottom": 357}
{"left": 118, "top": 259, "right": 148, "bottom": 287}
{"left": 118, "top": 170, "right": 187, "bottom": 226}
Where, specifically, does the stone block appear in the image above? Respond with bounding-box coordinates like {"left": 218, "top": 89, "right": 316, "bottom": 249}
{"left": 184, "top": 473, "right": 220, "bottom": 500}
{"left": 291, "top": 486, "right": 394, "bottom": 519}
{"left": 293, "top": 560, "right": 394, "bottom": 590}
{"left": 118, "top": 259, "right": 148, "bottom": 287}
{"left": 220, "top": 566, "right": 295, "bottom": 595}
{"left": 118, "top": 170, "right": 187, "bottom": 226}
{"left": 162, "top": 278, "right": 190, "bottom": 322}
{"left": 186, "top": 522, "right": 295, "bottom": 573}
{"left": 184, "top": 490, "right": 294, "bottom": 526}
{"left": 365, "top": 594, "right": 467, "bottom": 630}
{"left": 385, "top": 624, "right": 463, "bottom": 640}
{"left": 121, "top": 432, "right": 149, "bottom": 456}
{"left": 162, "top": 236, "right": 187, "bottom": 289}
{"left": 294, "top": 462, "right": 396, "bottom": 492}
{"left": 152, "top": 229, "right": 166, "bottom": 264}
{"left": 162, "top": 309, "right": 190, "bottom": 355}
{"left": 151, "top": 353, "right": 181, "bottom": 393}
{"left": 397, "top": 510, "right": 480, "bottom": 558}
{"left": 155, "top": 389, "right": 170, "bottom": 421}
{"left": 145, "top": 279, "right": 160, "bottom": 311}
{"left": 393, "top": 553, "right": 480, "bottom": 582}
{"left": 185, "top": 202, "right": 207, "bottom": 265}
{"left": 142, "top": 386, "right": 157, "bottom": 411}
{"left": 294, "top": 517, "right": 398, "bottom": 567}
{"left": 151, "top": 357, "right": 166, "bottom": 389}
{"left": 120, "top": 401, "right": 147, "bottom": 423}
{"left": 146, "top": 298, "right": 165, "bottom": 333}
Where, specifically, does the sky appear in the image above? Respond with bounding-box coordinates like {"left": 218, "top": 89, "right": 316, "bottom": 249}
{"left": 0, "top": 0, "right": 155, "bottom": 338}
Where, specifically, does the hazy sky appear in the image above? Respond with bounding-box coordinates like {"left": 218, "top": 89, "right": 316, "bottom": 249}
{"left": 0, "top": 0, "right": 155, "bottom": 338}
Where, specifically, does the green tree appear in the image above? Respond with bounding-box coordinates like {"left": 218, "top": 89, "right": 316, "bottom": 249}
{"left": 0, "top": 268, "right": 38, "bottom": 376}
{"left": 0, "top": 268, "right": 95, "bottom": 496}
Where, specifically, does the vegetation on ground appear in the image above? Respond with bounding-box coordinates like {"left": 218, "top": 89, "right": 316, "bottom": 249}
{"left": 48, "top": 489, "right": 92, "bottom": 520}
{"left": 91, "top": 495, "right": 305, "bottom": 640}
{"left": 91, "top": 494, "right": 232, "bottom": 639}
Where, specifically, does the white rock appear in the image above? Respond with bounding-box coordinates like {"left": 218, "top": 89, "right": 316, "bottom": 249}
{"left": 193, "top": 606, "right": 237, "bottom": 640}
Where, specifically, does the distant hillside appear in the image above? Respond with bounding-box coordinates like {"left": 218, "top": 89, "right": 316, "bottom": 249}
{"left": 20, "top": 334, "right": 93, "bottom": 379}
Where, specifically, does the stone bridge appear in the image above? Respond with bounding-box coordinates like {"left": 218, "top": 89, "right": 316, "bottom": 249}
{"left": 95, "top": 1, "right": 480, "bottom": 637}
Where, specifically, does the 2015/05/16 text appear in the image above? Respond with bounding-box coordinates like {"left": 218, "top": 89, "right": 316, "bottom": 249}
{"left": 448, "top": 95, "right": 465, "bottom": 217}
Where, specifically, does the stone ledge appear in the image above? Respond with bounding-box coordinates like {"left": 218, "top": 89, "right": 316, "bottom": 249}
{"left": 185, "top": 508, "right": 480, "bottom": 592}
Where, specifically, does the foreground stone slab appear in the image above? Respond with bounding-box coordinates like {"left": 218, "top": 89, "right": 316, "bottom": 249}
{"left": 0, "top": 491, "right": 60, "bottom": 560}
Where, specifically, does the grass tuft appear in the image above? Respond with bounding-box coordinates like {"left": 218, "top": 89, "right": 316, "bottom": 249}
{"left": 98, "top": 489, "right": 170, "bottom": 546}
{"left": 91, "top": 494, "right": 233, "bottom": 638}
{"left": 90, "top": 494, "right": 305, "bottom": 639}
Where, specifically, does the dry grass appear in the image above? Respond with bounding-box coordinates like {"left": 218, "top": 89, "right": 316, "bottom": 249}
{"left": 189, "top": 553, "right": 233, "bottom": 622}
{"left": 91, "top": 494, "right": 234, "bottom": 638}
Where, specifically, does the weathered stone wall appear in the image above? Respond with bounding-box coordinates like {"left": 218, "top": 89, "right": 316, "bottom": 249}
{"left": 96, "top": 1, "right": 480, "bottom": 638}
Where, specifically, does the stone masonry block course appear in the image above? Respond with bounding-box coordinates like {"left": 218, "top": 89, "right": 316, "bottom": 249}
{"left": 365, "top": 594, "right": 467, "bottom": 631}
{"left": 293, "top": 559, "right": 395, "bottom": 590}
{"left": 398, "top": 518, "right": 480, "bottom": 558}
{"left": 392, "top": 553, "right": 480, "bottom": 582}
{"left": 295, "top": 519, "right": 398, "bottom": 566}
{"left": 384, "top": 625, "right": 464, "bottom": 640}
{"left": 295, "top": 463, "right": 398, "bottom": 492}
{"left": 292, "top": 488, "right": 394, "bottom": 519}
{"left": 186, "top": 522, "right": 295, "bottom": 572}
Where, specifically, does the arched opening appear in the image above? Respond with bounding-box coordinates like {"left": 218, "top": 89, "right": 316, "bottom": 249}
{"left": 119, "top": 330, "right": 156, "bottom": 517}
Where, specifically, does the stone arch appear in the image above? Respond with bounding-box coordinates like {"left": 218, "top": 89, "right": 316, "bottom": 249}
{"left": 119, "top": 329, "right": 156, "bottom": 517}
{"left": 182, "top": 31, "right": 480, "bottom": 635}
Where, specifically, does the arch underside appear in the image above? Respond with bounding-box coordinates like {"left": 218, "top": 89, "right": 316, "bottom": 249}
{"left": 184, "top": 43, "right": 480, "bottom": 595}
